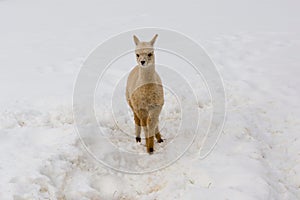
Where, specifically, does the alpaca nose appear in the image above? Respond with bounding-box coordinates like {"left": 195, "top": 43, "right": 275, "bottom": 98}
{"left": 141, "top": 61, "right": 145, "bottom": 65}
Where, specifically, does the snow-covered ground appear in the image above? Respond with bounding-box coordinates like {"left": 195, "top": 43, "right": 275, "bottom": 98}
{"left": 0, "top": 0, "right": 300, "bottom": 199}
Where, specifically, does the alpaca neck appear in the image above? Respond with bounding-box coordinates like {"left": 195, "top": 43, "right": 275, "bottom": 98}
{"left": 138, "top": 64, "right": 156, "bottom": 83}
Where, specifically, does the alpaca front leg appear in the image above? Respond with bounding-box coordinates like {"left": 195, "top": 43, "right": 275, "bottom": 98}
{"left": 134, "top": 113, "right": 141, "bottom": 142}
{"left": 142, "top": 126, "right": 153, "bottom": 153}
{"left": 147, "top": 116, "right": 159, "bottom": 153}
{"left": 146, "top": 136, "right": 154, "bottom": 154}
{"left": 135, "top": 124, "right": 141, "bottom": 142}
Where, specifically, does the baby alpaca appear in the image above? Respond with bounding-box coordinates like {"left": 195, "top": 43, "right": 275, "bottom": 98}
{"left": 126, "top": 34, "right": 164, "bottom": 154}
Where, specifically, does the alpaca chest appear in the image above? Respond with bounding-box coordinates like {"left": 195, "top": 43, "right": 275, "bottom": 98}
{"left": 130, "top": 83, "right": 164, "bottom": 110}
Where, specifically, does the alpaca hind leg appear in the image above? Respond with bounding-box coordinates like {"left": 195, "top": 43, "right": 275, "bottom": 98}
{"left": 155, "top": 126, "right": 163, "bottom": 143}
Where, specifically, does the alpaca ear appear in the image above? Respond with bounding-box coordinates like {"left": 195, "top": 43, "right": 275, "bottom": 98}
{"left": 150, "top": 34, "right": 158, "bottom": 45}
{"left": 133, "top": 35, "right": 140, "bottom": 45}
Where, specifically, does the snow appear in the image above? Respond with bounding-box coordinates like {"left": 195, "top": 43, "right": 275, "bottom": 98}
{"left": 0, "top": 0, "right": 300, "bottom": 199}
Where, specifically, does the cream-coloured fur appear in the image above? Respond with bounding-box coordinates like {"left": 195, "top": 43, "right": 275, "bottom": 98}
{"left": 126, "top": 34, "right": 164, "bottom": 153}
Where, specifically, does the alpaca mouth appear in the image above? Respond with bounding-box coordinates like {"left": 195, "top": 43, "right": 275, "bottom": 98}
{"left": 140, "top": 64, "right": 149, "bottom": 68}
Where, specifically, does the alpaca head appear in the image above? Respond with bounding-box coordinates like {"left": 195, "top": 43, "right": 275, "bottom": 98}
{"left": 133, "top": 34, "right": 158, "bottom": 68}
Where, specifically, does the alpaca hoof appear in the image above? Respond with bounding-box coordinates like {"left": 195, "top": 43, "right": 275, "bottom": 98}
{"left": 157, "top": 138, "right": 164, "bottom": 143}
{"left": 136, "top": 137, "right": 141, "bottom": 143}
{"left": 148, "top": 147, "right": 154, "bottom": 154}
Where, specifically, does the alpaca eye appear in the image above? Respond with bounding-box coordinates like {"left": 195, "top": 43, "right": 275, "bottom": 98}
{"left": 148, "top": 53, "right": 152, "bottom": 57}
{"left": 136, "top": 54, "right": 139, "bottom": 57}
